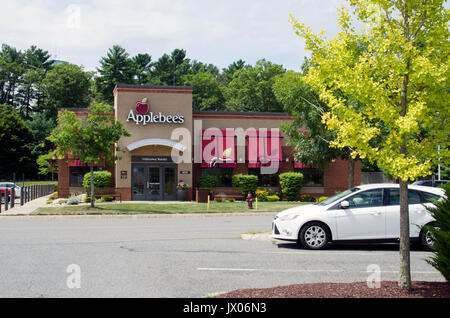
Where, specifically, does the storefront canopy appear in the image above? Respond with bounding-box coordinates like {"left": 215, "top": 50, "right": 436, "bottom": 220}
{"left": 201, "top": 129, "right": 236, "bottom": 168}
{"left": 247, "top": 130, "right": 282, "bottom": 168}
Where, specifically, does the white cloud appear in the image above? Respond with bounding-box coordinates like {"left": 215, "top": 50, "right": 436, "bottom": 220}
{"left": 0, "top": 0, "right": 347, "bottom": 71}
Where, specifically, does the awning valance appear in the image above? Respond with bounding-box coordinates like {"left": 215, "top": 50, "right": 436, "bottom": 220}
{"left": 201, "top": 129, "right": 236, "bottom": 168}
{"left": 247, "top": 130, "right": 282, "bottom": 168}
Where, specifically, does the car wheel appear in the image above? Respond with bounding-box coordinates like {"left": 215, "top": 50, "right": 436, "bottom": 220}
{"left": 420, "top": 225, "right": 437, "bottom": 251}
{"left": 299, "top": 222, "right": 330, "bottom": 250}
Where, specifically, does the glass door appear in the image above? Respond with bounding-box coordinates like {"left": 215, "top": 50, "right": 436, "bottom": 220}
{"left": 132, "top": 166, "right": 146, "bottom": 201}
{"left": 131, "top": 164, "right": 178, "bottom": 201}
{"left": 148, "top": 167, "right": 162, "bottom": 201}
{"left": 163, "top": 166, "right": 177, "bottom": 201}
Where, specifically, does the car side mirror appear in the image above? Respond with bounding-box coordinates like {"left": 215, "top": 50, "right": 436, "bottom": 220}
{"left": 340, "top": 200, "right": 350, "bottom": 209}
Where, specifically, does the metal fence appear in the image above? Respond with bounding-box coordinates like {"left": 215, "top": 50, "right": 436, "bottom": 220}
{"left": 0, "top": 184, "right": 55, "bottom": 213}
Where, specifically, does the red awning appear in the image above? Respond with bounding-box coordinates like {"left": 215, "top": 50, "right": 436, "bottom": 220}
{"left": 67, "top": 153, "right": 101, "bottom": 167}
{"left": 247, "top": 130, "right": 282, "bottom": 168}
{"left": 201, "top": 129, "right": 236, "bottom": 168}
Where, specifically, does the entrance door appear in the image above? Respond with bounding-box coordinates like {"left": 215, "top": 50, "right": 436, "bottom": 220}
{"left": 132, "top": 164, "right": 177, "bottom": 201}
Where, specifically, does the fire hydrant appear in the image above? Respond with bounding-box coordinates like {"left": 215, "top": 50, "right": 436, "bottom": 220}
{"left": 246, "top": 192, "right": 254, "bottom": 209}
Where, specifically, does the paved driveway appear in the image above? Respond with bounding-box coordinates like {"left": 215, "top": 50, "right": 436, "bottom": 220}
{"left": 0, "top": 214, "right": 443, "bottom": 297}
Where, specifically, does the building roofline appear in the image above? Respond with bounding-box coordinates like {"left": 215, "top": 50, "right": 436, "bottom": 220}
{"left": 193, "top": 111, "right": 294, "bottom": 120}
{"left": 114, "top": 84, "right": 193, "bottom": 95}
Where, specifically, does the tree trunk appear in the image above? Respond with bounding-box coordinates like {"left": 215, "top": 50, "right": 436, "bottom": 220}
{"left": 398, "top": 179, "right": 411, "bottom": 290}
{"left": 90, "top": 163, "right": 95, "bottom": 208}
{"left": 348, "top": 157, "right": 355, "bottom": 188}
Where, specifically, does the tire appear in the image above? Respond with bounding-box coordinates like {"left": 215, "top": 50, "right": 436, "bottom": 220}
{"left": 299, "top": 222, "right": 330, "bottom": 250}
{"left": 420, "top": 224, "right": 437, "bottom": 251}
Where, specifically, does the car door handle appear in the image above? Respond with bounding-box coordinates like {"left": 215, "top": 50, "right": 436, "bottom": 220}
{"left": 370, "top": 212, "right": 382, "bottom": 216}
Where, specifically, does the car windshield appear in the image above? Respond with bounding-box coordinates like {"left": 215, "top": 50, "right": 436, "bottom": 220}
{"left": 316, "top": 187, "right": 360, "bottom": 206}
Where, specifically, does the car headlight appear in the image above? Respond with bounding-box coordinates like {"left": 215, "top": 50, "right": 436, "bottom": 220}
{"left": 279, "top": 214, "right": 301, "bottom": 221}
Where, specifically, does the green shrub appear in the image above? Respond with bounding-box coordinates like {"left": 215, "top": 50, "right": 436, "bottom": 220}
{"left": 279, "top": 172, "right": 304, "bottom": 201}
{"left": 232, "top": 174, "right": 258, "bottom": 195}
{"left": 266, "top": 195, "right": 280, "bottom": 202}
{"left": 46, "top": 200, "right": 53, "bottom": 204}
{"left": 318, "top": 196, "right": 329, "bottom": 203}
{"left": 84, "top": 196, "right": 91, "bottom": 203}
{"left": 49, "top": 192, "right": 58, "bottom": 200}
{"left": 197, "top": 174, "right": 218, "bottom": 189}
{"left": 82, "top": 171, "right": 112, "bottom": 190}
{"left": 425, "top": 183, "right": 450, "bottom": 282}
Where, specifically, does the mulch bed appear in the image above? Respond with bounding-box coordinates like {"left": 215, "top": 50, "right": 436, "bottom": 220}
{"left": 217, "top": 281, "right": 450, "bottom": 298}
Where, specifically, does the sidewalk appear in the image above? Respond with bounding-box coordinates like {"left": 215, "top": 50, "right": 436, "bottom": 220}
{"left": 0, "top": 194, "right": 52, "bottom": 215}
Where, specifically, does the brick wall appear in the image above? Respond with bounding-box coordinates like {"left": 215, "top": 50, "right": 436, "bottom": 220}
{"left": 323, "top": 159, "right": 361, "bottom": 196}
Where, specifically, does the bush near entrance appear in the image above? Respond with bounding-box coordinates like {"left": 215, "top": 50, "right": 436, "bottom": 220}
{"left": 197, "top": 174, "right": 218, "bottom": 189}
{"left": 82, "top": 171, "right": 112, "bottom": 192}
{"left": 279, "top": 172, "right": 304, "bottom": 201}
{"left": 232, "top": 174, "right": 258, "bottom": 196}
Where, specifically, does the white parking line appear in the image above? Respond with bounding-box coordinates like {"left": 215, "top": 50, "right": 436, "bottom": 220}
{"left": 197, "top": 268, "right": 344, "bottom": 273}
{"left": 197, "top": 268, "right": 442, "bottom": 275}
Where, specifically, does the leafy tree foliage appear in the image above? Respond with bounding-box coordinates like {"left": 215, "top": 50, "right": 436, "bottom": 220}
{"left": 182, "top": 72, "right": 224, "bottom": 111}
{"left": 291, "top": 0, "right": 449, "bottom": 290}
{"left": 0, "top": 104, "right": 33, "bottom": 178}
{"left": 223, "top": 59, "right": 285, "bottom": 112}
{"left": 147, "top": 49, "right": 191, "bottom": 86}
{"left": 94, "top": 45, "right": 135, "bottom": 103}
{"left": 48, "top": 102, "right": 130, "bottom": 207}
{"left": 41, "top": 63, "right": 92, "bottom": 119}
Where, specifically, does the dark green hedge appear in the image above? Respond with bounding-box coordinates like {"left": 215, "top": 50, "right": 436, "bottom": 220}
{"left": 279, "top": 172, "right": 304, "bottom": 201}
{"left": 232, "top": 174, "right": 258, "bottom": 195}
{"left": 82, "top": 171, "right": 112, "bottom": 190}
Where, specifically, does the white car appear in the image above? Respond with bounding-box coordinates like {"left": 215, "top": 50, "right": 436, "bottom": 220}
{"left": 272, "top": 184, "right": 445, "bottom": 250}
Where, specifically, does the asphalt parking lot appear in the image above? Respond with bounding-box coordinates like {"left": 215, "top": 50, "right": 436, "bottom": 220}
{"left": 0, "top": 214, "right": 444, "bottom": 297}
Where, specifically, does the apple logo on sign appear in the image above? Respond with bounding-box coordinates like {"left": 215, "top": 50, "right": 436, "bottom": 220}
{"left": 135, "top": 98, "right": 149, "bottom": 114}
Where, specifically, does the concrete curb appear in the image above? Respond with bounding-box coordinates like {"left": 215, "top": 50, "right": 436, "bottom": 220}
{"left": 0, "top": 211, "right": 277, "bottom": 220}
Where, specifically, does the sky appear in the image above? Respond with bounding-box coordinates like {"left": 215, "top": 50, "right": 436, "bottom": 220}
{"left": 0, "top": 0, "right": 347, "bottom": 72}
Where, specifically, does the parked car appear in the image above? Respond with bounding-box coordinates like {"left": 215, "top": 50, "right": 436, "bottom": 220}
{"left": 0, "top": 183, "right": 22, "bottom": 202}
{"left": 412, "top": 180, "right": 448, "bottom": 187}
{"left": 272, "top": 184, "right": 445, "bottom": 250}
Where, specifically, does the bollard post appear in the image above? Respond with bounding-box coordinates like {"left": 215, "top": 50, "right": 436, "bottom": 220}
{"left": 20, "top": 187, "right": 24, "bottom": 206}
{"left": 10, "top": 188, "right": 15, "bottom": 209}
{"left": 4, "top": 191, "right": 8, "bottom": 211}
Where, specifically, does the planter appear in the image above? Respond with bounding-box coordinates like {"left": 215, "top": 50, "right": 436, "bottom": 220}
{"left": 177, "top": 189, "right": 187, "bottom": 201}
{"left": 196, "top": 188, "right": 210, "bottom": 203}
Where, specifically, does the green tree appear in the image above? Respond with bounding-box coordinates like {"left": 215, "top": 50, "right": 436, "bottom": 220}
{"left": 147, "top": 49, "right": 191, "bottom": 86}
{"left": 132, "top": 53, "right": 152, "bottom": 85}
{"left": 182, "top": 72, "right": 224, "bottom": 111}
{"left": 0, "top": 44, "right": 25, "bottom": 107}
{"left": 291, "top": 0, "right": 449, "bottom": 290}
{"left": 223, "top": 59, "right": 285, "bottom": 112}
{"left": 48, "top": 102, "right": 131, "bottom": 208}
{"left": 94, "top": 45, "right": 135, "bottom": 103}
{"left": 274, "top": 66, "right": 357, "bottom": 187}
{"left": 41, "top": 63, "right": 92, "bottom": 120}
{"left": 220, "top": 59, "right": 249, "bottom": 85}
{"left": 0, "top": 104, "right": 33, "bottom": 178}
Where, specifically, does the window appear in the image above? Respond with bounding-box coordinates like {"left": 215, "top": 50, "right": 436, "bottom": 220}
{"left": 200, "top": 167, "right": 233, "bottom": 187}
{"left": 387, "top": 189, "right": 421, "bottom": 206}
{"left": 347, "top": 189, "right": 384, "bottom": 208}
{"left": 420, "top": 191, "right": 441, "bottom": 203}
{"left": 69, "top": 167, "right": 103, "bottom": 187}
{"left": 248, "top": 168, "right": 279, "bottom": 187}
{"left": 294, "top": 168, "right": 323, "bottom": 186}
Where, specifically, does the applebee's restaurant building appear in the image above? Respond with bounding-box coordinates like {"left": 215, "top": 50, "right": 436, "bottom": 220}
{"left": 58, "top": 84, "right": 360, "bottom": 201}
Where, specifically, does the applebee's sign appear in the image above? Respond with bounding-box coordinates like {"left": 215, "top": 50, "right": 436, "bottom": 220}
{"left": 127, "top": 98, "right": 185, "bottom": 125}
